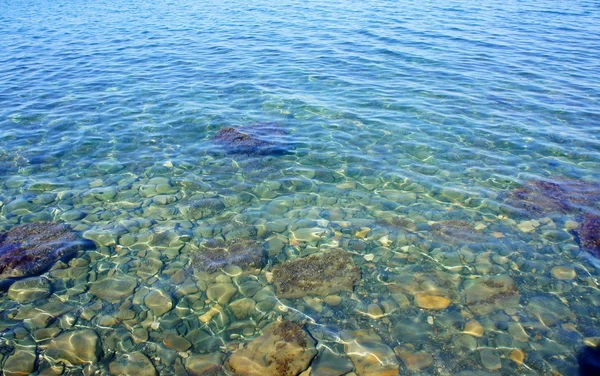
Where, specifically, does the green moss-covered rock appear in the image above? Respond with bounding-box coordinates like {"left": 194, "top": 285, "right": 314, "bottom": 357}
{"left": 272, "top": 250, "right": 360, "bottom": 299}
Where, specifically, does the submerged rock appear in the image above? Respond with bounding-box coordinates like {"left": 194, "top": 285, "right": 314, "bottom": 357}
{"left": 7, "top": 276, "right": 51, "bottom": 303}
{"left": 44, "top": 329, "right": 103, "bottom": 365}
{"left": 0, "top": 222, "right": 92, "bottom": 281}
{"left": 505, "top": 178, "right": 600, "bottom": 215}
{"left": 89, "top": 274, "right": 138, "bottom": 303}
{"left": 109, "top": 352, "right": 157, "bottom": 376}
{"left": 577, "top": 214, "right": 600, "bottom": 257}
{"left": 191, "top": 239, "right": 267, "bottom": 273}
{"left": 213, "top": 123, "right": 289, "bottom": 156}
{"left": 464, "top": 274, "right": 520, "bottom": 315}
{"left": 180, "top": 198, "right": 225, "bottom": 220}
{"left": 430, "top": 220, "right": 489, "bottom": 245}
{"left": 227, "top": 321, "right": 317, "bottom": 376}
{"left": 341, "top": 330, "right": 399, "bottom": 376}
{"left": 272, "top": 250, "right": 360, "bottom": 299}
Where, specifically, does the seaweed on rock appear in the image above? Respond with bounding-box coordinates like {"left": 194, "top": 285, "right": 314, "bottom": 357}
{"left": 213, "top": 123, "right": 289, "bottom": 156}
{"left": 272, "top": 250, "right": 360, "bottom": 299}
{"left": 0, "top": 222, "right": 92, "bottom": 281}
{"left": 505, "top": 178, "right": 600, "bottom": 215}
{"left": 577, "top": 214, "right": 600, "bottom": 257}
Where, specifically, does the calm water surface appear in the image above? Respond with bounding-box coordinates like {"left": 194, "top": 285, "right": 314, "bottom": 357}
{"left": 1, "top": 0, "right": 600, "bottom": 374}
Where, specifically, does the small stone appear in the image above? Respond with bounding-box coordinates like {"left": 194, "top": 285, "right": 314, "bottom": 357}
{"left": 290, "top": 227, "right": 327, "bottom": 242}
{"left": 551, "top": 266, "right": 576, "bottom": 280}
{"left": 8, "top": 277, "right": 51, "bottom": 303}
{"left": 199, "top": 304, "right": 223, "bottom": 323}
{"left": 207, "top": 283, "right": 238, "bottom": 305}
{"left": 164, "top": 333, "right": 192, "bottom": 351}
{"left": 414, "top": 294, "right": 451, "bottom": 310}
{"left": 367, "top": 304, "right": 384, "bottom": 319}
{"left": 324, "top": 295, "right": 342, "bottom": 306}
{"left": 304, "top": 296, "right": 324, "bottom": 312}
{"left": 517, "top": 221, "right": 535, "bottom": 233}
{"left": 3, "top": 349, "right": 37, "bottom": 376}
{"left": 479, "top": 348, "right": 501, "bottom": 371}
{"left": 45, "top": 329, "right": 103, "bottom": 365}
{"left": 364, "top": 253, "right": 375, "bottom": 261}
{"left": 144, "top": 289, "right": 173, "bottom": 316}
{"left": 311, "top": 347, "right": 354, "bottom": 376}
{"left": 508, "top": 322, "right": 529, "bottom": 342}
{"left": 89, "top": 274, "right": 138, "bottom": 303}
{"left": 229, "top": 298, "right": 256, "bottom": 319}
{"left": 509, "top": 349, "right": 525, "bottom": 365}
{"left": 109, "top": 351, "right": 157, "bottom": 376}
{"left": 355, "top": 227, "right": 370, "bottom": 239}
{"left": 395, "top": 349, "right": 434, "bottom": 372}
{"left": 186, "top": 353, "right": 225, "bottom": 375}
{"left": 464, "top": 320, "right": 484, "bottom": 337}
{"left": 342, "top": 330, "right": 399, "bottom": 376}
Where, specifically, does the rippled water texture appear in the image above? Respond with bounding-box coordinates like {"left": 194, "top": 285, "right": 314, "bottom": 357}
{"left": 1, "top": 0, "right": 600, "bottom": 375}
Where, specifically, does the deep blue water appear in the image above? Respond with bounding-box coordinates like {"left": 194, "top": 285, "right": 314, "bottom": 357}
{"left": 1, "top": 0, "right": 600, "bottom": 375}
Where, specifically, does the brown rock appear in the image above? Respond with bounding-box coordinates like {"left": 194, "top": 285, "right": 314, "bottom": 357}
{"left": 272, "top": 250, "right": 360, "bottom": 298}
{"left": 342, "top": 330, "right": 399, "bottom": 376}
{"left": 414, "top": 294, "right": 451, "bottom": 310}
{"left": 396, "top": 348, "right": 433, "bottom": 372}
{"left": 464, "top": 320, "right": 484, "bottom": 337}
{"left": 509, "top": 349, "right": 525, "bottom": 365}
{"left": 227, "top": 321, "right": 317, "bottom": 376}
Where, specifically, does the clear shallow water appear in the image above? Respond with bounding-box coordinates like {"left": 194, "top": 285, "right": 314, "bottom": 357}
{"left": 1, "top": 0, "right": 600, "bottom": 374}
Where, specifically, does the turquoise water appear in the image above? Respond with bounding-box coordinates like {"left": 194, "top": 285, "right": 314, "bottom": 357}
{"left": 1, "top": 0, "right": 600, "bottom": 374}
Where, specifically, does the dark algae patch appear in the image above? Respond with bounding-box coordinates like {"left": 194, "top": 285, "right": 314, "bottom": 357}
{"left": 272, "top": 250, "right": 360, "bottom": 298}
{"left": 506, "top": 178, "right": 600, "bottom": 215}
{"left": 0, "top": 222, "right": 91, "bottom": 281}
{"left": 577, "top": 214, "right": 600, "bottom": 257}
{"left": 191, "top": 239, "right": 267, "bottom": 273}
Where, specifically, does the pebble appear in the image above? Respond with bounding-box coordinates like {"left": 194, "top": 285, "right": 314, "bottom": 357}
{"left": 89, "top": 274, "right": 138, "bottom": 303}
{"left": 144, "top": 289, "right": 173, "bottom": 316}
{"left": 464, "top": 320, "right": 484, "bottom": 337}
{"left": 508, "top": 322, "right": 529, "bottom": 342}
{"left": 109, "top": 352, "right": 157, "bottom": 376}
{"left": 8, "top": 277, "right": 51, "bottom": 303}
{"left": 3, "top": 348, "right": 36, "bottom": 376}
{"left": 517, "top": 221, "right": 536, "bottom": 233}
{"left": 185, "top": 353, "right": 225, "bottom": 375}
{"left": 199, "top": 304, "right": 223, "bottom": 323}
{"left": 207, "top": 283, "right": 238, "bottom": 305}
{"left": 414, "top": 294, "right": 451, "bottom": 310}
{"left": 479, "top": 348, "right": 501, "bottom": 371}
{"left": 509, "top": 349, "right": 525, "bottom": 365}
{"left": 164, "top": 333, "right": 192, "bottom": 351}
{"left": 395, "top": 348, "right": 434, "bottom": 372}
{"left": 324, "top": 295, "right": 342, "bottom": 306}
{"left": 229, "top": 298, "right": 256, "bottom": 319}
{"left": 367, "top": 304, "right": 384, "bottom": 319}
{"left": 342, "top": 330, "right": 399, "bottom": 376}
{"left": 551, "top": 266, "right": 576, "bottom": 280}
{"left": 45, "top": 329, "right": 102, "bottom": 365}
